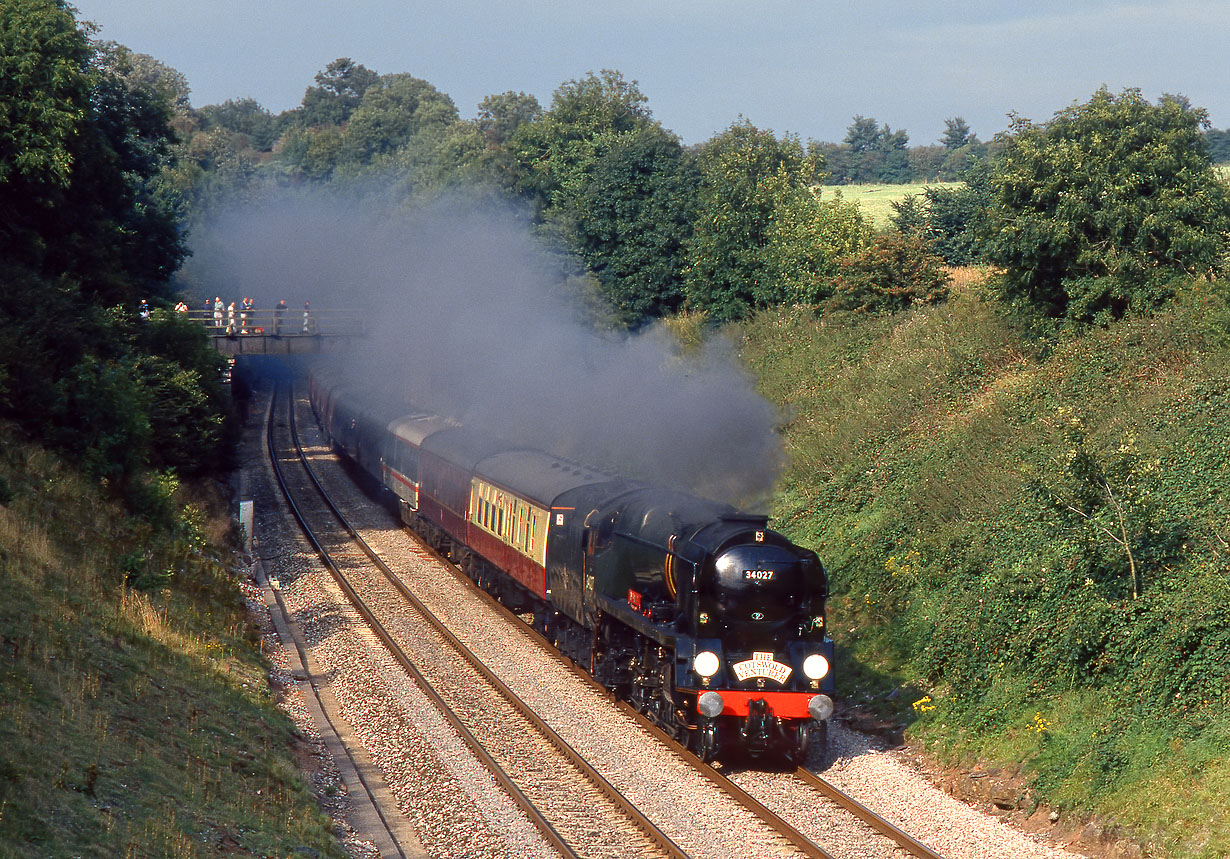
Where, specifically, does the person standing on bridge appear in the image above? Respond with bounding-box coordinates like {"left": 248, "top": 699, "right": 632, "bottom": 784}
{"left": 226, "top": 300, "right": 237, "bottom": 337}
{"left": 302, "top": 300, "right": 314, "bottom": 334}
{"left": 213, "top": 297, "right": 223, "bottom": 331}
{"left": 274, "top": 299, "right": 287, "bottom": 336}
{"left": 239, "top": 296, "right": 252, "bottom": 334}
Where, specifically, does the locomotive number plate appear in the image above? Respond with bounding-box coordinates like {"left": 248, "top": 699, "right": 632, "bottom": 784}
{"left": 743, "top": 569, "right": 775, "bottom": 581}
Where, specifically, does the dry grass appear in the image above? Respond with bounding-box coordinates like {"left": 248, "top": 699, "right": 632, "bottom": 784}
{"left": 0, "top": 426, "right": 345, "bottom": 858}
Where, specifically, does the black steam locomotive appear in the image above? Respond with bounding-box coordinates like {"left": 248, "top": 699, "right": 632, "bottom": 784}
{"left": 308, "top": 370, "right": 835, "bottom": 764}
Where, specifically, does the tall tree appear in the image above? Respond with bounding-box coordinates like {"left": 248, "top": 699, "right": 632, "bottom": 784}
{"left": 510, "top": 69, "right": 653, "bottom": 207}
{"left": 683, "top": 120, "right": 851, "bottom": 321}
{"left": 986, "top": 87, "right": 1230, "bottom": 321}
{"left": 830, "top": 115, "right": 911, "bottom": 183}
{"left": 477, "top": 90, "right": 543, "bottom": 148}
{"left": 941, "top": 116, "right": 974, "bottom": 149}
{"left": 297, "top": 57, "right": 378, "bottom": 127}
{"left": 342, "top": 72, "right": 459, "bottom": 162}
{"left": 199, "top": 97, "right": 277, "bottom": 150}
{"left": 1, "top": 3, "right": 185, "bottom": 305}
{"left": 569, "top": 125, "right": 700, "bottom": 325}
{"left": 0, "top": 0, "right": 93, "bottom": 221}
{"left": 843, "top": 115, "right": 881, "bottom": 153}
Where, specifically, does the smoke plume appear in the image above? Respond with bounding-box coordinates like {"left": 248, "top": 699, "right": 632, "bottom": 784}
{"left": 184, "top": 188, "right": 787, "bottom": 508}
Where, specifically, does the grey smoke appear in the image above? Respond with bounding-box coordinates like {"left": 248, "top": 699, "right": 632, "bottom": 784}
{"left": 183, "top": 188, "right": 786, "bottom": 508}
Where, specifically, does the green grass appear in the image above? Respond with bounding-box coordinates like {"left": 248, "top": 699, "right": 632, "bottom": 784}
{"left": 737, "top": 276, "right": 1230, "bottom": 857}
{"left": 819, "top": 182, "right": 963, "bottom": 229}
{"left": 0, "top": 432, "right": 346, "bottom": 858}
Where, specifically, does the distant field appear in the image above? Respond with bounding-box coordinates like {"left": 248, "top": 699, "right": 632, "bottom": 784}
{"left": 823, "top": 170, "right": 1227, "bottom": 229}
{"left": 818, "top": 182, "right": 963, "bottom": 229}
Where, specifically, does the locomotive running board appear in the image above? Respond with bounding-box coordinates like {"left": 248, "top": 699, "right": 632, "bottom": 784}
{"left": 595, "top": 594, "right": 675, "bottom": 646}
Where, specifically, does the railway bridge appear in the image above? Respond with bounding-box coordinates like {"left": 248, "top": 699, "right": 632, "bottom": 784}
{"left": 182, "top": 306, "right": 364, "bottom": 355}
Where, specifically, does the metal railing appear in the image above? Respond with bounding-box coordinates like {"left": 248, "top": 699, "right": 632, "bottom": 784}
{"left": 181, "top": 307, "right": 364, "bottom": 337}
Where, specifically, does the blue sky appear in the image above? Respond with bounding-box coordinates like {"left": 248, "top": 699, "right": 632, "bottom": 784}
{"left": 72, "top": 0, "right": 1229, "bottom": 147}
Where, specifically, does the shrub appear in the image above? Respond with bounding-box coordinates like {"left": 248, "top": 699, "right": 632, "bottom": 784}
{"left": 825, "top": 233, "right": 950, "bottom": 313}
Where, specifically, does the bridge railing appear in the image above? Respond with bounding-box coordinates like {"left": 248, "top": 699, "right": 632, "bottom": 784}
{"left": 182, "top": 307, "right": 364, "bottom": 337}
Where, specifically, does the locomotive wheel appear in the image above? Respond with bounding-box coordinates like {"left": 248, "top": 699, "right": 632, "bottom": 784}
{"left": 790, "top": 721, "right": 811, "bottom": 766}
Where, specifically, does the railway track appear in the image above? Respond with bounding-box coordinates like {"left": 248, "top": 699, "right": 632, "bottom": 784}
{"left": 269, "top": 384, "right": 687, "bottom": 859}
{"left": 271, "top": 386, "right": 949, "bottom": 856}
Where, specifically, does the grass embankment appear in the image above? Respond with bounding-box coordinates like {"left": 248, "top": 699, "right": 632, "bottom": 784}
{"left": 0, "top": 432, "right": 345, "bottom": 858}
{"left": 740, "top": 274, "right": 1230, "bottom": 858}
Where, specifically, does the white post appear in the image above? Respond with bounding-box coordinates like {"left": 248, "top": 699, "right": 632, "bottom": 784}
{"left": 239, "top": 499, "right": 254, "bottom": 555}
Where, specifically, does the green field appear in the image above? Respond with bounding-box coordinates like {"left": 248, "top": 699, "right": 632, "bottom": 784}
{"left": 819, "top": 182, "right": 964, "bottom": 229}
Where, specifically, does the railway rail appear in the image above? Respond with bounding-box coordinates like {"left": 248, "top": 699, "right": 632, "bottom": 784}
{"left": 269, "top": 384, "right": 690, "bottom": 859}
{"left": 269, "top": 382, "right": 950, "bottom": 859}
{"left": 435, "top": 532, "right": 947, "bottom": 859}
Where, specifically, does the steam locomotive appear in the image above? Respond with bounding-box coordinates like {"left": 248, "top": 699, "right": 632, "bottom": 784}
{"left": 307, "top": 369, "right": 836, "bottom": 764}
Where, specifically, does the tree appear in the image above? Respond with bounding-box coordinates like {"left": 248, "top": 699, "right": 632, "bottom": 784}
{"left": 941, "top": 116, "right": 974, "bottom": 149}
{"left": 986, "top": 87, "right": 1230, "bottom": 321}
{"left": 844, "top": 115, "right": 881, "bottom": 153}
{"left": 683, "top": 120, "right": 850, "bottom": 321}
{"left": 342, "top": 73, "right": 459, "bottom": 162}
{"left": 828, "top": 115, "right": 911, "bottom": 183}
{"left": 1207, "top": 127, "right": 1230, "bottom": 163}
{"left": 296, "top": 57, "right": 378, "bottom": 127}
{"left": 199, "top": 97, "right": 277, "bottom": 150}
{"left": 825, "top": 233, "right": 950, "bottom": 314}
{"left": 0, "top": 2, "right": 230, "bottom": 491}
{"left": 384, "top": 120, "right": 490, "bottom": 200}
{"left": 765, "top": 191, "right": 872, "bottom": 305}
{"left": 0, "top": 0, "right": 92, "bottom": 189}
{"left": 891, "top": 158, "right": 995, "bottom": 266}
{"left": 477, "top": 91, "right": 542, "bottom": 148}
{"left": 95, "top": 41, "right": 191, "bottom": 116}
{"left": 510, "top": 69, "right": 654, "bottom": 206}
{"left": 1, "top": 3, "right": 185, "bottom": 306}
{"left": 569, "top": 125, "right": 700, "bottom": 325}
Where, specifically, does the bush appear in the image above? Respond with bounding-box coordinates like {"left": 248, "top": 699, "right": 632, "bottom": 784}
{"left": 825, "top": 233, "right": 950, "bottom": 313}
{"left": 986, "top": 88, "right": 1230, "bottom": 321}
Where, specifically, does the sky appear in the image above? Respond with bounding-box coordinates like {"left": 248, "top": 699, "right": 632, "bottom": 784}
{"left": 72, "top": 0, "right": 1229, "bottom": 147}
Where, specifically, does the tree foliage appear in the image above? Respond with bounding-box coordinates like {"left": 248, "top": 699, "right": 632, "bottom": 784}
{"left": 0, "top": 1, "right": 229, "bottom": 497}
{"left": 890, "top": 158, "right": 995, "bottom": 266}
{"left": 941, "top": 116, "right": 974, "bottom": 149}
{"left": 683, "top": 120, "right": 855, "bottom": 321}
{"left": 296, "top": 57, "right": 378, "bottom": 127}
{"left": 824, "top": 115, "right": 911, "bottom": 183}
{"left": 343, "top": 73, "right": 459, "bottom": 162}
{"left": 199, "top": 97, "right": 277, "bottom": 151}
{"left": 569, "top": 125, "right": 699, "bottom": 325}
{"left": 0, "top": 0, "right": 91, "bottom": 188}
{"left": 986, "top": 87, "right": 1230, "bottom": 321}
{"left": 1207, "top": 127, "right": 1230, "bottom": 163}
{"left": 477, "top": 90, "right": 542, "bottom": 148}
{"left": 509, "top": 69, "right": 654, "bottom": 207}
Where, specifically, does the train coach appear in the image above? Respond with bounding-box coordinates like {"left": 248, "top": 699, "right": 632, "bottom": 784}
{"left": 307, "top": 368, "right": 836, "bottom": 764}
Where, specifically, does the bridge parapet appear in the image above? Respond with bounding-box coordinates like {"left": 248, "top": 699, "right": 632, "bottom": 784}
{"left": 182, "top": 308, "right": 364, "bottom": 355}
